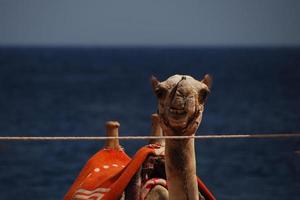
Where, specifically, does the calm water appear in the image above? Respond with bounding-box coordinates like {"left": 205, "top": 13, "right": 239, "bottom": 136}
{"left": 0, "top": 47, "right": 299, "bottom": 199}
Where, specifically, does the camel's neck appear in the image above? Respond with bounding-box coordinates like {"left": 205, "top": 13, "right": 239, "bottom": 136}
{"left": 165, "top": 137, "right": 199, "bottom": 200}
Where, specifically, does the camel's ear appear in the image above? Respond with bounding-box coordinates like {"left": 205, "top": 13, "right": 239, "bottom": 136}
{"left": 201, "top": 74, "right": 212, "bottom": 89}
{"left": 151, "top": 76, "right": 167, "bottom": 98}
{"left": 199, "top": 87, "right": 210, "bottom": 104}
{"left": 150, "top": 75, "right": 160, "bottom": 90}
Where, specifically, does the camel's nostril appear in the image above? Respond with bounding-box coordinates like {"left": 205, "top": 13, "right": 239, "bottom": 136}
{"left": 171, "top": 97, "right": 185, "bottom": 108}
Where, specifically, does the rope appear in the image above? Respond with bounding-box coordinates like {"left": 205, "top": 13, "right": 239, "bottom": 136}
{"left": 0, "top": 133, "right": 300, "bottom": 141}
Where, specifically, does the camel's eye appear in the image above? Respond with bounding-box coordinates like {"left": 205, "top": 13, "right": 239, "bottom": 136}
{"left": 198, "top": 88, "right": 210, "bottom": 103}
{"left": 155, "top": 87, "right": 167, "bottom": 98}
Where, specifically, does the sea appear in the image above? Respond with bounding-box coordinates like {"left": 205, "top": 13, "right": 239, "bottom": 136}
{"left": 0, "top": 47, "right": 299, "bottom": 200}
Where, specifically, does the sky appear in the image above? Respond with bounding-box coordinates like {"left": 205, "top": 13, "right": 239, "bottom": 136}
{"left": 0, "top": 0, "right": 299, "bottom": 46}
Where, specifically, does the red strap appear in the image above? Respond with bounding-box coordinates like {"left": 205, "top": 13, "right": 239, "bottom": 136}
{"left": 197, "top": 177, "right": 216, "bottom": 200}
{"left": 104, "top": 146, "right": 156, "bottom": 200}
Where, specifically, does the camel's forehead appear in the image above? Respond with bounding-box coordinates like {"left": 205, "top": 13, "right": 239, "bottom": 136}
{"left": 162, "top": 74, "right": 202, "bottom": 89}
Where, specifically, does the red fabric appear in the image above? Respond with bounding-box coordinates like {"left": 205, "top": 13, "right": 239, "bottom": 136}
{"left": 105, "top": 146, "right": 156, "bottom": 199}
{"left": 64, "top": 148, "right": 131, "bottom": 200}
{"left": 64, "top": 146, "right": 216, "bottom": 200}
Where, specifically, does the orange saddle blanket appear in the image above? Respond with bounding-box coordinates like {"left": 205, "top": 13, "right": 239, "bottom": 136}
{"left": 64, "top": 145, "right": 216, "bottom": 200}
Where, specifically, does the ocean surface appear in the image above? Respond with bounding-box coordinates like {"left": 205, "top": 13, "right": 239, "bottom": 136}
{"left": 0, "top": 47, "right": 299, "bottom": 200}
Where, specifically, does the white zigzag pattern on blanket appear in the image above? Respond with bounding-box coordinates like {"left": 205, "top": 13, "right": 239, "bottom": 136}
{"left": 72, "top": 188, "right": 110, "bottom": 200}
{"left": 73, "top": 193, "right": 103, "bottom": 200}
{"left": 75, "top": 188, "right": 110, "bottom": 195}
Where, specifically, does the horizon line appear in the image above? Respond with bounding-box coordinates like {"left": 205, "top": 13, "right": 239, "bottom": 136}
{"left": 1, "top": 44, "right": 300, "bottom": 49}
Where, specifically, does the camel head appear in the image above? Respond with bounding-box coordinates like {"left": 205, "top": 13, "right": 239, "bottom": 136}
{"left": 151, "top": 74, "right": 212, "bottom": 136}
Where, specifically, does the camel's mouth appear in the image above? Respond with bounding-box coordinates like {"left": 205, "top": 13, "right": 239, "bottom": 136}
{"left": 164, "top": 107, "right": 191, "bottom": 129}
{"left": 169, "top": 108, "right": 187, "bottom": 115}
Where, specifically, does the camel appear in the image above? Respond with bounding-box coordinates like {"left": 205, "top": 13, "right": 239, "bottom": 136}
{"left": 149, "top": 74, "right": 212, "bottom": 200}
{"left": 64, "top": 74, "right": 212, "bottom": 200}
{"left": 127, "top": 74, "right": 212, "bottom": 200}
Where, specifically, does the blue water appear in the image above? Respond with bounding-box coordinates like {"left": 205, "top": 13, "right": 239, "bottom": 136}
{"left": 0, "top": 47, "right": 299, "bottom": 199}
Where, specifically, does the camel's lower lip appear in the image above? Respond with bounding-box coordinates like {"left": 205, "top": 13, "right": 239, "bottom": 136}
{"left": 167, "top": 114, "right": 188, "bottom": 126}
{"left": 168, "top": 117, "right": 188, "bottom": 129}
